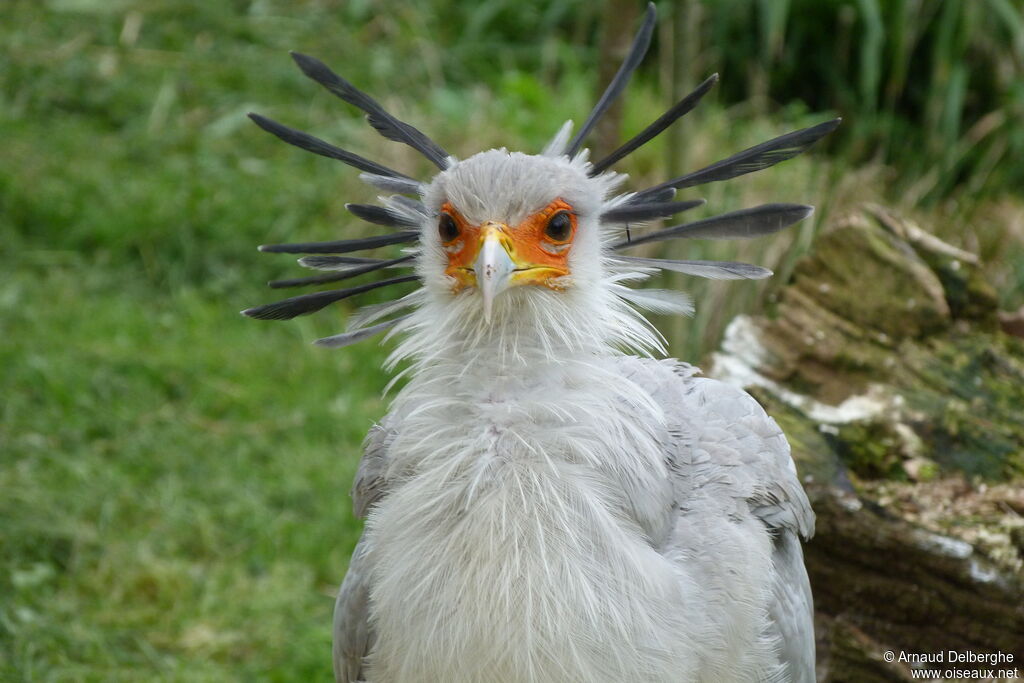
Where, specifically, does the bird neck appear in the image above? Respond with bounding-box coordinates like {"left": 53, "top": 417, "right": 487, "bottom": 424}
{"left": 387, "top": 281, "right": 662, "bottom": 379}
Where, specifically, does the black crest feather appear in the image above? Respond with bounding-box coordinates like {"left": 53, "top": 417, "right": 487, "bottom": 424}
{"left": 290, "top": 52, "right": 450, "bottom": 169}
{"left": 634, "top": 119, "right": 841, "bottom": 200}
{"left": 613, "top": 204, "right": 813, "bottom": 249}
{"left": 248, "top": 113, "right": 412, "bottom": 179}
{"left": 590, "top": 73, "right": 719, "bottom": 175}
{"left": 243, "top": 275, "right": 420, "bottom": 321}
{"left": 258, "top": 232, "right": 418, "bottom": 255}
{"left": 625, "top": 187, "right": 676, "bottom": 205}
{"left": 346, "top": 203, "right": 422, "bottom": 229}
{"left": 601, "top": 199, "right": 705, "bottom": 224}
{"left": 567, "top": 3, "right": 656, "bottom": 157}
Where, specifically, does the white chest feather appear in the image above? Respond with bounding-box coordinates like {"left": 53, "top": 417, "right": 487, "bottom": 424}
{"left": 365, "top": 365, "right": 683, "bottom": 682}
{"left": 362, "top": 360, "right": 781, "bottom": 683}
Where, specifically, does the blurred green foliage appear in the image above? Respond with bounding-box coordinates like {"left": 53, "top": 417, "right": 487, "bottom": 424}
{"left": 1, "top": 0, "right": 1021, "bottom": 680}
{"left": 684, "top": 0, "right": 1024, "bottom": 203}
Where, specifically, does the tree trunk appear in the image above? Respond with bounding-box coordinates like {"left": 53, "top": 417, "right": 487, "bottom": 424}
{"left": 708, "top": 205, "right": 1024, "bottom": 681}
{"left": 592, "top": 0, "right": 641, "bottom": 160}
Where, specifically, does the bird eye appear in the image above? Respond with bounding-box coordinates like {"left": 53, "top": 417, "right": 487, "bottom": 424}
{"left": 438, "top": 213, "right": 460, "bottom": 242}
{"left": 544, "top": 211, "right": 573, "bottom": 242}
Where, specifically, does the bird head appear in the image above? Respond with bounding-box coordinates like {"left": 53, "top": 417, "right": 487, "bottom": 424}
{"left": 243, "top": 3, "right": 839, "bottom": 365}
{"left": 420, "top": 148, "right": 613, "bottom": 325}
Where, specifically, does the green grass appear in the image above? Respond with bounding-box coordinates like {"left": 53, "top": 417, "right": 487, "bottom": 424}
{"left": 2, "top": 259, "right": 394, "bottom": 681}
{"left": 0, "top": 7, "right": 399, "bottom": 677}
{"left": 2, "top": 0, "right": 1021, "bottom": 680}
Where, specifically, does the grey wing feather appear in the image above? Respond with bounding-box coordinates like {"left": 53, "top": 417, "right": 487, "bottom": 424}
{"left": 678, "top": 376, "right": 814, "bottom": 540}
{"left": 334, "top": 416, "right": 401, "bottom": 682}
{"left": 679, "top": 376, "right": 815, "bottom": 680}
{"left": 352, "top": 420, "right": 395, "bottom": 519}
{"left": 333, "top": 533, "right": 374, "bottom": 683}
{"left": 767, "top": 531, "right": 816, "bottom": 683}
{"left": 623, "top": 362, "right": 815, "bottom": 681}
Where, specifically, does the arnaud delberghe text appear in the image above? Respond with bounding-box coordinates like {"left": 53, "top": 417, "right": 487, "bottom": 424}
{"left": 900, "top": 651, "right": 1015, "bottom": 666}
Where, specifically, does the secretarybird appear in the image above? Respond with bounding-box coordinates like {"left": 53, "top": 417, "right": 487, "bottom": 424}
{"left": 244, "top": 5, "right": 837, "bottom": 681}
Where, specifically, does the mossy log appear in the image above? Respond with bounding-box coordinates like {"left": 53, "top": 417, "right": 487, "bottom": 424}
{"left": 807, "top": 491, "right": 1023, "bottom": 681}
{"left": 708, "top": 206, "right": 1024, "bottom": 681}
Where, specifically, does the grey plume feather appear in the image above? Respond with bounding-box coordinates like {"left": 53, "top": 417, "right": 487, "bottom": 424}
{"left": 314, "top": 315, "right": 410, "bottom": 349}
{"left": 258, "top": 232, "right": 418, "bottom": 254}
{"left": 346, "top": 295, "right": 419, "bottom": 331}
{"left": 601, "top": 199, "right": 705, "bottom": 224}
{"left": 616, "top": 256, "right": 772, "bottom": 280}
{"left": 242, "top": 275, "right": 419, "bottom": 321}
{"left": 248, "top": 113, "right": 413, "bottom": 180}
{"left": 387, "top": 195, "right": 429, "bottom": 216}
{"left": 615, "top": 287, "right": 694, "bottom": 316}
{"left": 360, "top": 173, "right": 423, "bottom": 195}
{"left": 290, "top": 52, "right": 450, "bottom": 170}
{"left": 566, "top": 3, "right": 656, "bottom": 157}
{"left": 590, "top": 73, "right": 719, "bottom": 175}
{"left": 633, "top": 118, "right": 841, "bottom": 200}
{"left": 612, "top": 204, "right": 813, "bottom": 249}
{"left": 298, "top": 256, "right": 392, "bottom": 270}
{"left": 269, "top": 255, "right": 415, "bottom": 289}
{"left": 543, "top": 120, "right": 575, "bottom": 157}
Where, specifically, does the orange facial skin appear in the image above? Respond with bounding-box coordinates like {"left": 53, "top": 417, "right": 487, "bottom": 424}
{"left": 441, "top": 198, "right": 578, "bottom": 293}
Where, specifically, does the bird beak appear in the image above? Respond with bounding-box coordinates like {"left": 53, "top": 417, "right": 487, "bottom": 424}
{"left": 475, "top": 222, "right": 516, "bottom": 323}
